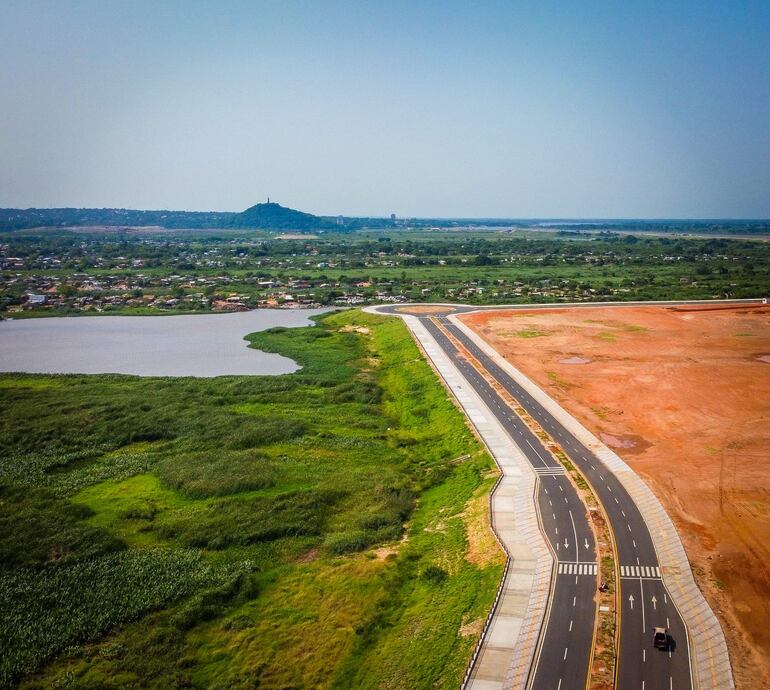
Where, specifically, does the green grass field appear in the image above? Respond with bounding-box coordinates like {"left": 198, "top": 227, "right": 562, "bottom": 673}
{"left": 0, "top": 310, "right": 503, "bottom": 688}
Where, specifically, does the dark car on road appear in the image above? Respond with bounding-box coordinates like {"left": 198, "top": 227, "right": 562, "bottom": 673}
{"left": 653, "top": 627, "right": 670, "bottom": 650}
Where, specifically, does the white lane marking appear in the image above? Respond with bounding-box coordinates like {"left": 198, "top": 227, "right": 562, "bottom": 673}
{"left": 565, "top": 497, "right": 568, "bottom": 503}
{"left": 664, "top": 593, "right": 668, "bottom": 604}
{"left": 568, "top": 510, "right": 579, "bottom": 562}
{"left": 640, "top": 577, "right": 646, "bottom": 633}
{"left": 557, "top": 680, "right": 562, "bottom": 690}
{"left": 599, "top": 475, "right": 604, "bottom": 481}
{"left": 549, "top": 500, "right": 553, "bottom": 506}
{"left": 633, "top": 539, "right": 637, "bottom": 548}
{"left": 559, "top": 484, "right": 564, "bottom": 492}
{"left": 637, "top": 557, "right": 640, "bottom": 565}
{"left": 555, "top": 527, "right": 558, "bottom": 534}
{"left": 667, "top": 616, "right": 670, "bottom": 628}
{"left": 553, "top": 513, "right": 556, "bottom": 520}
{"left": 573, "top": 596, "right": 576, "bottom": 606}
{"left": 569, "top": 619, "right": 573, "bottom": 631}
{"left": 615, "top": 497, "right": 619, "bottom": 504}
{"left": 621, "top": 510, "right": 626, "bottom": 517}
{"left": 563, "top": 647, "right": 568, "bottom": 660}
{"left": 628, "top": 524, "right": 632, "bottom": 532}
{"left": 526, "top": 438, "right": 548, "bottom": 464}
{"left": 643, "top": 648, "right": 646, "bottom": 662}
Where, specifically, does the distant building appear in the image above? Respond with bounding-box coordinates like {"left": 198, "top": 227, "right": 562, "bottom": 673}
{"left": 336, "top": 216, "right": 344, "bottom": 225}
{"left": 390, "top": 213, "right": 396, "bottom": 221}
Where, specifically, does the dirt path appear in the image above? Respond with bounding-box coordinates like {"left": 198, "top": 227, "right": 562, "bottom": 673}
{"left": 460, "top": 304, "right": 770, "bottom": 690}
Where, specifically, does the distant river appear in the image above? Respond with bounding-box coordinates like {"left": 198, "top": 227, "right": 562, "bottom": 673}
{"left": 0, "top": 309, "right": 330, "bottom": 377}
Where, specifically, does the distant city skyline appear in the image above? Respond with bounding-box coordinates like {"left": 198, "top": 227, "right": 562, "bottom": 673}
{"left": 1, "top": 1, "right": 769, "bottom": 218}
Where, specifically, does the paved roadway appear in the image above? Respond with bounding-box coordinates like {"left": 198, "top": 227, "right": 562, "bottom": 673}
{"left": 421, "top": 317, "right": 597, "bottom": 690}
{"left": 435, "top": 316, "right": 693, "bottom": 690}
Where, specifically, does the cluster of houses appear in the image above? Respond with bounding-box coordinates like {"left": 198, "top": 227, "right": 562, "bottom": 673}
{"left": 0, "top": 268, "right": 413, "bottom": 315}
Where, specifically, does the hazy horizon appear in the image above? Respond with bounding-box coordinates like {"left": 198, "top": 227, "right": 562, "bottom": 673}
{"left": 2, "top": 1, "right": 769, "bottom": 218}
{"left": 3, "top": 202, "right": 770, "bottom": 223}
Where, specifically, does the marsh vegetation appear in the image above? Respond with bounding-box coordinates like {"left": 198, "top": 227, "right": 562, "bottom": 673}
{"left": 0, "top": 310, "right": 503, "bottom": 688}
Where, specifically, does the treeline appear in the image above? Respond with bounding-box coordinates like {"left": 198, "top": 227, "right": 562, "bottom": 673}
{"left": 3, "top": 205, "right": 768, "bottom": 235}
{"left": 0, "top": 203, "right": 345, "bottom": 232}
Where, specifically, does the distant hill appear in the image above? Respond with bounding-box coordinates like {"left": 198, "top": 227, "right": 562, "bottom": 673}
{"left": 231, "top": 202, "right": 334, "bottom": 230}
{"left": 0, "top": 202, "right": 344, "bottom": 232}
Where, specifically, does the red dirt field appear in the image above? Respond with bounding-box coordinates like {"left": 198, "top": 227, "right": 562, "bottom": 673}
{"left": 460, "top": 304, "right": 770, "bottom": 690}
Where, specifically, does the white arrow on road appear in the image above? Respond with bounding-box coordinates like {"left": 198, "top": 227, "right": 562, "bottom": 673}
{"left": 564, "top": 539, "right": 569, "bottom": 549}
{"left": 651, "top": 596, "right": 657, "bottom": 610}
{"left": 584, "top": 538, "right": 590, "bottom": 549}
{"left": 628, "top": 594, "right": 635, "bottom": 610}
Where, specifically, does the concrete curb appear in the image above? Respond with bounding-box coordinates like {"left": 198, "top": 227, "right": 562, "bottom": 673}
{"left": 369, "top": 308, "right": 553, "bottom": 690}
{"left": 450, "top": 312, "right": 735, "bottom": 690}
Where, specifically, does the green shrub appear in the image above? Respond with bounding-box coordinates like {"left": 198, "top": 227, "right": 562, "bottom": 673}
{"left": 421, "top": 565, "right": 448, "bottom": 584}
{"left": 172, "top": 574, "right": 259, "bottom": 631}
{"left": 164, "top": 489, "right": 346, "bottom": 549}
{"left": 0, "top": 485, "right": 124, "bottom": 571}
{"left": 325, "top": 531, "right": 372, "bottom": 555}
{"left": 158, "top": 450, "right": 279, "bottom": 499}
{"left": 226, "top": 416, "right": 307, "bottom": 449}
{"left": 331, "top": 381, "right": 383, "bottom": 405}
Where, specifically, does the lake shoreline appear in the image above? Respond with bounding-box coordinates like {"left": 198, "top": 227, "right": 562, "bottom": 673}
{"left": 0, "top": 308, "right": 330, "bottom": 377}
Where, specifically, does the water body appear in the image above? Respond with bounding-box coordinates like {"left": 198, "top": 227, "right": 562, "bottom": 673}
{"left": 0, "top": 309, "right": 330, "bottom": 377}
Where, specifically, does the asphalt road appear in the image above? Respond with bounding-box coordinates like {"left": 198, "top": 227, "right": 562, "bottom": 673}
{"left": 420, "top": 317, "right": 597, "bottom": 690}
{"left": 436, "top": 316, "right": 693, "bottom": 690}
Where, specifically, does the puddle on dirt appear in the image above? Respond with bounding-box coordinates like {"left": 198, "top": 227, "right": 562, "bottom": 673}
{"left": 559, "top": 356, "right": 592, "bottom": 365}
{"left": 599, "top": 432, "right": 652, "bottom": 455}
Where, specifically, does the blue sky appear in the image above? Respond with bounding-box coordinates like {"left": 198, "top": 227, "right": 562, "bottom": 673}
{"left": 1, "top": 1, "right": 768, "bottom": 217}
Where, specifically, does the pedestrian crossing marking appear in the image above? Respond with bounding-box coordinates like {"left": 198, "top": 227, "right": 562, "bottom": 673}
{"left": 534, "top": 466, "right": 567, "bottom": 476}
{"left": 557, "top": 562, "right": 597, "bottom": 575}
{"left": 620, "top": 565, "right": 661, "bottom": 579}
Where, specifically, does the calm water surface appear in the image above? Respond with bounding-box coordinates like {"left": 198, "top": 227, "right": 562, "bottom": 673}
{"left": 0, "top": 309, "right": 330, "bottom": 377}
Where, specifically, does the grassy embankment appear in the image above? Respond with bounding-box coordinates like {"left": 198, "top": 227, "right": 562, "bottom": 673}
{"left": 0, "top": 310, "right": 503, "bottom": 688}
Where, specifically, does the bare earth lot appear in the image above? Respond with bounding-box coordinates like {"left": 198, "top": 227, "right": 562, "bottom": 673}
{"left": 460, "top": 304, "right": 770, "bottom": 690}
